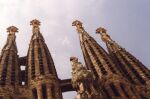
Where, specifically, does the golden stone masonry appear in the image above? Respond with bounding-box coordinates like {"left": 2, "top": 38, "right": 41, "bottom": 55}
{"left": 0, "top": 19, "right": 149, "bottom": 99}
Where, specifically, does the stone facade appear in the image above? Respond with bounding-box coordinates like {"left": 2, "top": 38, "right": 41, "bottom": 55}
{"left": 0, "top": 19, "right": 149, "bottom": 99}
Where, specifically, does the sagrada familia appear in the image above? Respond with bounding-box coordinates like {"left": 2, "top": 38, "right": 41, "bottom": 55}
{"left": 0, "top": 19, "right": 149, "bottom": 99}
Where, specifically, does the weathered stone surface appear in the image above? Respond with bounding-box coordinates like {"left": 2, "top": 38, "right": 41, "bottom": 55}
{"left": 0, "top": 19, "right": 149, "bottom": 99}
{"left": 70, "top": 57, "right": 103, "bottom": 99}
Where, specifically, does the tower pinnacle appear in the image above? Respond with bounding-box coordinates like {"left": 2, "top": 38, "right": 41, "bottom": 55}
{"left": 96, "top": 27, "right": 112, "bottom": 43}
{"left": 7, "top": 26, "right": 18, "bottom": 34}
{"left": 72, "top": 20, "right": 82, "bottom": 26}
{"left": 2, "top": 26, "right": 18, "bottom": 51}
{"left": 30, "top": 19, "right": 41, "bottom": 34}
{"left": 30, "top": 19, "right": 41, "bottom": 26}
{"left": 72, "top": 20, "right": 86, "bottom": 34}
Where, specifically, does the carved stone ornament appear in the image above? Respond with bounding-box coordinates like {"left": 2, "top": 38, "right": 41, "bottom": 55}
{"left": 70, "top": 57, "right": 102, "bottom": 99}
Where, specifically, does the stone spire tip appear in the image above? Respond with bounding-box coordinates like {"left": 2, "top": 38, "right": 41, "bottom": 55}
{"left": 96, "top": 27, "right": 113, "bottom": 43}
{"left": 30, "top": 19, "right": 41, "bottom": 26}
{"left": 96, "top": 27, "right": 107, "bottom": 34}
{"left": 70, "top": 57, "right": 78, "bottom": 62}
{"left": 7, "top": 26, "right": 18, "bottom": 33}
{"left": 72, "top": 20, "right": 87, "bottom": 34}
{"left": 72, "top": 20, "right": 82, "bottom": 27}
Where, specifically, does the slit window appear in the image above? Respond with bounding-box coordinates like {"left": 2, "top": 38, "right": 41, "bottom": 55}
{"left": 32, "top": 88, "right": 38, "bottom": 99}
{"left": 31, "top": 47, "right": 35, "bottom": 79}
{"left": 38, "top": 47, "right": 45, "bottom": 75}
{"left": 42, "top": 84, "right": 47, "bottom": 99}
{"left": 51, "top": 85, "right": 55, "bottom": 98}
{"left": 11, "top": 54, "right": 16, "bottom": 85}
{"left": 102, "top": 87, "right": 111, "bottom": 99}
{"left": 120, "top": 83, "right": 129, "bottom": 98}
{"left": 110, "top": 83, "right": 120, "bottom": 97}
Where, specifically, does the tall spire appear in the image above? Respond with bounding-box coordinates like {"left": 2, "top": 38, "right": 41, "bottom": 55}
{"left": 28, "top": 19, "right": 57, "bottom": 80}
{"left": 96, "top": 27, "right": 150, "bottom": 85}
{"left": 72, "top": 20, "right": 120, "bottom": 78}
{"left": 70, "top": 57, "right": 103, "bottom": 99}
{"left": 0, "top": 26, "right": 20, "bottom": 86}
{"left": 72, "top": 21, "right": 143, "bottom": 99}
{"left": 96, "top": 27, "right": 150, "bottom": 97}
{"left": 27, "top": 19, "right": 62, "bottom": 99}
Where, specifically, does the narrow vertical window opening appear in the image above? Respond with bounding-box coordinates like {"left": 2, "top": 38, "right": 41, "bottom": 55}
{"left": 110, "top": 83, "right": 120, "bottom": 97}
{"left": 32, "top": 88, "right": 38, "bottom": 99}
{"left": 42, "top": 84, "right": 47, "bottom": 99}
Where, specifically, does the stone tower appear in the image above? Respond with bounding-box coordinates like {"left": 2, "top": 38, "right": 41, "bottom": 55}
{"left": 0, "top": 20, "right": 74, "bottom": 99}
{"left": 0, "top": 26, "right": 20, "bottom": 98}
{"left": 0, "top": 26, "right": 31, "bottom": 99}
{"left": 72, "top": 20, "right": 142, "bottom": 99}
{"left": 26, "top": 19, "right": 62, "bottom": 99}
{"left": 0, "top": 19, "right": 150, "bottom": 99}
{"left": 96, "top": 27, "right": 150, "bottom": 98}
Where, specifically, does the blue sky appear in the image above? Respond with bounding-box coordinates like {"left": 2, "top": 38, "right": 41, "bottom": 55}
{"left": 0, "top": 0, "right": 150, "bottom": 98}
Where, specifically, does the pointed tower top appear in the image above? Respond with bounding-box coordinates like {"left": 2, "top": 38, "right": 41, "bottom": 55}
{"left": 7, "top": 26, "right": 18, "bottom": 34}
{"left": 72, "top": 20, "right": 82, "bottom": 27}
{"left": 2, "top": 26, "right": 18, "bottom": 52}
{"left": 30, "top": 19, "right": 41, "bottom": 26}
{"left": 96, "top": 27, "right": 112, "bottom": 43}
{"left": 72, "top": 20, "right": 87, "bottom": 34}
{"left": 30, "top": 19, "right": 41, "bottom": 35}
{"left": 96, "top": 27, "right": 107, "bottom": 34}
{"left": 70, "top": 57, "right": 78, "bottom": 62}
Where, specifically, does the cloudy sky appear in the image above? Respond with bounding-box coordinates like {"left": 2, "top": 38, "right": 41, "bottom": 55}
{"left": 0, "top": 0, "right": 150, "bottom": 98}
